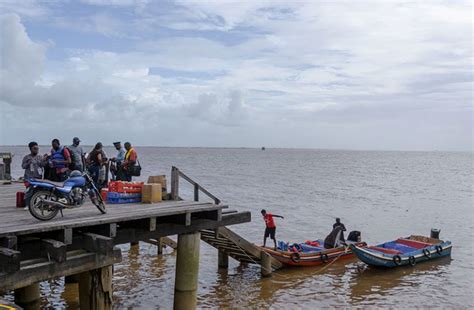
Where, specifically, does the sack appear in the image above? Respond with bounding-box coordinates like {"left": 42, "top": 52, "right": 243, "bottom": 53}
{"left": 129, "top": 160, "right": 141, "bottom": 176}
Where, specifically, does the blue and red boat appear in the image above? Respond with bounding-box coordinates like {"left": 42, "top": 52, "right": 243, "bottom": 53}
{"left": 350, "top": 235, "right": 452, "bottom": 268}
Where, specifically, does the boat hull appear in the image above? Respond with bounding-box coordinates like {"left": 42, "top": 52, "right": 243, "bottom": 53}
{"left": 350, "top": 240, "right": 452, "bottom": 268}
{"left": 263, "top": 242, "right": 367, "bottom": 267}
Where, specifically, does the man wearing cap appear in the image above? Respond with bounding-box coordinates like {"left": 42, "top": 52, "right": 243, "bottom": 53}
{"left": 111, "top": 142, "right": 126, "bottom": 180}
{"left": 69, "top": 137, "right": 85, "bottom": 172}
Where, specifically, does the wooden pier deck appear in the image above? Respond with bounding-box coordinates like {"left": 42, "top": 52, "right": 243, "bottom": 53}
{"left": 0, "top": 183, "right": 231, "bottom": 238}
{"left": 0, "top": 167, "right": 261, "bottom": 309}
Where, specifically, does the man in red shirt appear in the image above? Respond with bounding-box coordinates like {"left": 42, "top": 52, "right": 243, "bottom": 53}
{"left": 261, "top": 209, "right": 284, "bottom": 250}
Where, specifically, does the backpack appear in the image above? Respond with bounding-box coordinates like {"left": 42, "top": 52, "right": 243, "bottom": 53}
{"left": 64, "top": 147, "right": 78, "bottom": 170}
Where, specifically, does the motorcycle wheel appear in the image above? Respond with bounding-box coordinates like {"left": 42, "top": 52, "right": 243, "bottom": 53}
{"left": 28, "top": 190, "right": 60, "bottom": 221}
{"left": 90, "top": 188, "right": 106, "bottom": 214}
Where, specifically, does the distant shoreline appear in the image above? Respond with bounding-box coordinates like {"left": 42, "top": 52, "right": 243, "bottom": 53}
{"left": 0, "top": 145, "right": 472, "bottom": 153}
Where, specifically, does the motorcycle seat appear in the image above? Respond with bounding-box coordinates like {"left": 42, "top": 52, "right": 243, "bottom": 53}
{"left": 30, "top": 179, "right": 65, "bottom": 187}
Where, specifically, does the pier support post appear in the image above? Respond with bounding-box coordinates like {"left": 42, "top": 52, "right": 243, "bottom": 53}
{"left": 260, "top": 251, "right": 272, "bottom": 277}
{"left": 157, "top": 238, "right": 163, "bottom": 255}
{"left": 79, "top": 265, "right": 113, "bottom": 310}
{"left": 173, "top": 232, "right": 200, "bottom": 310}
{"left": 14, "top": 283, "right": 40, "bottom": 310}
{"left": 218, "top": 250, "right": 228, "bottom": 269}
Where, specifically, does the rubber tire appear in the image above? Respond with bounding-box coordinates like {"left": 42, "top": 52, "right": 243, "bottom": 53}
{"left": 320, "top": 253, "right": 329, "bottom": 264}
{"left": 393, "top": 255, "right": 402, "bottom": 265}
{"left": 409, "top": 256, "right": 416, "bottom": 266}
{"left": 436, "top": 245, "right": 443, "bottom": 255}
{"left": 290, "top": 252, "right": 301, "bottom": 263}
{"left": 90, "top": 187, "right": 106, "bottom": 214}
{"left": 423, "top": 248, "right": 431, "bottom": 258}
{"left": 28, "top": 190, "right": 60, "bottom": 221}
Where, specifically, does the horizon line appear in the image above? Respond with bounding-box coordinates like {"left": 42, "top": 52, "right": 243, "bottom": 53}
{"left": 0, "top": 144, "right": 472, "bottom": 153}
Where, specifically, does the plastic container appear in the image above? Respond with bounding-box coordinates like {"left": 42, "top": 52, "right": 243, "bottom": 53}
{"left": 107, "top": 192, "right": 142, "bottom": 199}
{"left": 108, "top": 181, "right": 144, "bottom": 193}
{"left": 107, "top": 197, "right": 142, "bottom": 204}
{"left": 100, "top": 188, "right": 109, "bottom": 202}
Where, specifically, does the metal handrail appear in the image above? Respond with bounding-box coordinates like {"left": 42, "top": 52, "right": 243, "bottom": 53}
{"left": 170, "top": 166, "right": 221, "bottom": 204}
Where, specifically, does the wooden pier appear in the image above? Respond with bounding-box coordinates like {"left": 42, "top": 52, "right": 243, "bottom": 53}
{"left": 0, "top": 167, "right": 253, "bottom": 309}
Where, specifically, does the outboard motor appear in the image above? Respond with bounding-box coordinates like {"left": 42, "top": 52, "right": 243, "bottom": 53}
{"left": 348, "top": 231, "right": 361, "bottom": 242}
{"left": 430, "top": 228, "right": 440, "bottom": 239}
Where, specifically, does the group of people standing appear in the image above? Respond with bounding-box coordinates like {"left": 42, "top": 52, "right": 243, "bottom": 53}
{"left": 21, "top": 138, "right": 140, "bottom": 186}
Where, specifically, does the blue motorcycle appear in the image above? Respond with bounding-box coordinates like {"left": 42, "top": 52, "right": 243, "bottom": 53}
{"left": 25, "top": 170, "right": 106, "bottom": 221}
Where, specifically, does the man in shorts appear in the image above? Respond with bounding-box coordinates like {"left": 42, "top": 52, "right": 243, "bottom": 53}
{"left": 261, "top": 209, "right": 284, "bottom": 250}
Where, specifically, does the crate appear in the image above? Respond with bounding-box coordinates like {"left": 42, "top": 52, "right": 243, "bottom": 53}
{"left": 108, "top": 181, "right": 144, "bottom": 193}
{"left": 107, "top": 197, "right": 142, "bottom": 204}
{"left": 107, "top": 192, "right": 142, "bottom": 199}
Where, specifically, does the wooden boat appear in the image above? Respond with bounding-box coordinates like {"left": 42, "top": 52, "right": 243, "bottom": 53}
{"left": 262, "top": 240, "right": 367, "bottom": 267}
{"left": 350, "top": 235, "right": 452, "bottom": 268}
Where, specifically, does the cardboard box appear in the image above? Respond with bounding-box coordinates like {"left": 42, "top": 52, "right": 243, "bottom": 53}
{"left": 142, "top": 183, "right": 162, "bottom": 203}
{"left": 147, "top": 175, "right": 167, "bottom": 191}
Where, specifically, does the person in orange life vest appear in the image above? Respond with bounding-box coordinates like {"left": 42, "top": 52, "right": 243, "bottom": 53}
{"left": 122, "top": 142, "right": 138, "bottom": 182}
{"left": 261, "top": 209, "right": 284, "bottom": 250}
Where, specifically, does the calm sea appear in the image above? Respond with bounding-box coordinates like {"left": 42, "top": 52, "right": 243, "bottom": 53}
{"left": 1, "top": 146, "right": 473, "bottom": 308}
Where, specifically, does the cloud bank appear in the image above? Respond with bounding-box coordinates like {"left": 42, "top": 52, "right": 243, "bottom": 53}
{"left": 0, "top": 1, "right": 472, "bottom": 150}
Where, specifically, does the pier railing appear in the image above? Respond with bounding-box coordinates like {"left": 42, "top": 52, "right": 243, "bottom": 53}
{"left": 170, "top": 166, "right": 221, "bottom": 205}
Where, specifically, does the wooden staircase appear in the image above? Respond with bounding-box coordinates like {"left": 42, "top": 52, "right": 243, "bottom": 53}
{"left": 169, "top": 167, "right": 282, "bottom": 272}
{"left": 200, "top": 227, "right": 283, "bottom": 270}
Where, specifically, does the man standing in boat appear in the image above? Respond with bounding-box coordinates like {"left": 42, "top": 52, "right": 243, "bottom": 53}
{"left": 261, "top": 209, "right": 284, "bottom": 250}
{"left": 333, "top": 218, "right": 346, "bottom": 240}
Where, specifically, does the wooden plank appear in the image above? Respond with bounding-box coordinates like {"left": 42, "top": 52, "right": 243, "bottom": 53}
{"left": 41, "top": 239, "right": 66, "bottom": 263}
{"left": 0, "top": 248, "right": 121, "bottom": 292}
{"left": 203, "top": 226, "right": 283, "bottom": 269}
{"left": 114, "top": 212, "right": 251, "bottom": 245}
{"left": 145, "top": 236, "right": 177, "bottom": 249}
{"left": 0, "top": 201, "right": 225, "bottom": 237}
{"left": 0, "top": 247, "right": 20, "bottom": 273}
{"left": 149, "top": 218, "right": 156, "bottom": 231}
{"left": 82, "top": 233, "right": 114, "bottom": 256}
{"left": 222, "top": 210, "right": 237, "bottom": 215}
{"left": 1, "top": 235, "right": 17, "bottom": 249}
{"left": 185, "top": 212, "right": 191, "bottom": 226}
{"left": 161, "top": 237, "right": 177, "bottom": 249}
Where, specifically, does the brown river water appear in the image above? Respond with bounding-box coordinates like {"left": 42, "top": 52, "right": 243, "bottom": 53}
{"left": 1, "top": 146, "right": 473, "bottom": 308}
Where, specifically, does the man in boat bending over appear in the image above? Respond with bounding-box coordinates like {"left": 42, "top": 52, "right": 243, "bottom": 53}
{"left": 324, "top": 226, "right": 347, "bottom": 249}
{"left": 261, "top": 209, "right": 284, "bottom": 250}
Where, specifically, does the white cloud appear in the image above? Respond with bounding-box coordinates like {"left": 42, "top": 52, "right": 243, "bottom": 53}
{"left": 0, "top": 1, "right": 472, "bottom": 150}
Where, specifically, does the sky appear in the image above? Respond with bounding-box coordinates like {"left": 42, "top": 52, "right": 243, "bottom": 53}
{"left": 0, "top": 0, "right": 472, "bottom": 151}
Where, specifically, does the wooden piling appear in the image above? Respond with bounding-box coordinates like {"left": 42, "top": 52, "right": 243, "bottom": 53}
{"left": 218, "top": 250, "right": 229, "bottom": 269}
{"left": 260, "top": 251, "right": 272, "bottom": 277}
{"left": 79, "top": 265, "right": 113, "bottom": 310}
{"left": 173, "top": 232, "right": 200, "bottom": 310}
{"left": 157, "top": 238, "right": 163, "bottom": 255}
{"left": 14, "top": 283, "right": 40, "bottom": 310}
